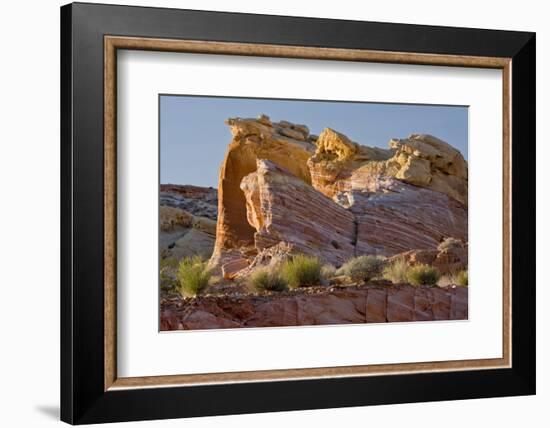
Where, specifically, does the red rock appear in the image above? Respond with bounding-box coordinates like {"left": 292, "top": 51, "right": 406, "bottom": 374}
{"left": 160, "top": 285, "right": 468, "bottom": 331}
{"left": 450, "top": 287, "right": 468, "bottom": 320}
{"left": 414, "top": 287, "right": 435, "bottom": 321}
{"left": 430, "top": 287, "right": 452, "bottom": 320}
{"left": 365, "top": 288, "right": 387, "bottom": 323}
{"left": 386, "top": 286, "right": 416, "bottom": 322}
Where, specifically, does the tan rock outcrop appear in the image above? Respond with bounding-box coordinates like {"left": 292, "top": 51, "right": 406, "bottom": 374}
{"left": 211, "top": 115, "right": 316, "bottom": 268}
{"left": 209, "top": 117, "right": 468, "bottom": 275}
{"left": 308, "top": 131, "right": 468, "bottom": 205}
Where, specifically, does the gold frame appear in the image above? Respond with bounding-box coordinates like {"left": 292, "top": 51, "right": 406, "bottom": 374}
{"left": 104, "top": 36, "right": 512, "bottom": 391}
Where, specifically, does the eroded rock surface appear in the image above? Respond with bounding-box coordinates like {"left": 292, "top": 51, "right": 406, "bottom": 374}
{"left": 160, "top": 284, "right": 468, "bottom": 330}
{"left": 160, "top": 184, "right": 218, "bottom": 260}
{"left": 211, "top": 116, "right": 317, "bottom": 268}
{"left": 207, "top": 116, "right": 467, "bottom": 277}
{"left": 308, "top": 130, "right": 468, "bottom": 205}
{"left": 240, "top": 159, "right": 356, "bottom": 266}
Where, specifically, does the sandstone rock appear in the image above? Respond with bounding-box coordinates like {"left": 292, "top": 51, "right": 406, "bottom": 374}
{"left": 222, "top": 258, "right": 250, "bottom": 280}
{"left": 348, "top": 178, "right": 468, "bottom": 256}
{"left": 308, "top": 131, "right": 467, "bottom": 205}
{"left": 159, "top": 206, "right": 193, "bottom": 231}
{"left": 240, "top": 159, "right": 356, "bottom": 266}
{"left": 160, "top": 184, "right": 218, "bottom": 220}
{"left": 160, "top": 284, "right": 468, "bottom": 330}
{"left": 392, "top": 239, "right": 468, "bottom": 274}
{"left": 211, "top": 116, "right": 316, "bottom": 268}
{"left": 209, "top": 118, "right": 468, "bottom": 277}
{"left": 171, "top": 229, "right": 215, "bottom": 260}
{"left": 192, "top": 216, "right": 217, "bottom": 236}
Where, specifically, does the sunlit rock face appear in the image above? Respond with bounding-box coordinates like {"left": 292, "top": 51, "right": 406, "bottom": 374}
{"left": 210, "top": 115, "right": 316, "bottom": 269}
{"left": 209, "top": 115, "right": 468, "bottom": 277}
{"left": 240, "top": 159, "right": 357, "bottom": 267}
{"left": 308, "top": 130, "right": 468, "bottom": 205}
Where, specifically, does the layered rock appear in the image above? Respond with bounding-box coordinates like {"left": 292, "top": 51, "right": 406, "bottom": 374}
{"left": 209, "top": 116, "right": 468, "bottom": 276}
{"left": 211, "top": 115, "right": 317, "bottom": 268}
{"left": 238, "top": 159, "right": 467, "bottom": 266}
{"left": 159, "top": 184, "right": 218, "bottom": 261}
{"left": 240, "top": 160, "right": 356, "bottom": 266}
{"left": 345, "top": 178, "right": 468, "bottom": 256}
{"left": 160, "top": 284, "right": 468, "bottom": 330}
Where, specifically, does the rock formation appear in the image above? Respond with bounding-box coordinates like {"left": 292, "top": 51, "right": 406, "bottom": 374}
{"left": 241, "top": 159, "right": 356, "bottom": 266}
{"left": 160, "top": 284, "right": 468, "bottom": 330}
{"left": 308, "top": 129, "right": 468, "bottom": 205}
{"left": 159, "top": 184, "right": 218, "bottom": 261}
{"left": 206, "top": 115, "right": 467, "bottom": 279}
{"left": 211, "top": 116, "right": 316, "bottom": 268}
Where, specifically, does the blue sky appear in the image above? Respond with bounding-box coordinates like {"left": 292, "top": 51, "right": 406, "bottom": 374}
{"left": 160, "top": 95, "right": 468, "bottom": 188}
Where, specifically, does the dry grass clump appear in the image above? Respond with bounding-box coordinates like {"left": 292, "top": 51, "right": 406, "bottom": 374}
{"left": 176, "top": 256, "right": 211, "bottom": 297}
{"left": 282, "top": 254, "right": 322, "bottom": 289}
{"left": 456, "top": 270, "right": 468, "bottom": 286}
{"left": 320, "top": 264, "right": 337, "bottom": 279}
{"left": 437, "top": 237, "right": 462, "bottom": 251}
{"left": 248, "top": 268, "right": 288, "bottom": 293}
{"left": 337, "top": 255, "right": 386, "bottom": 282}
{"left": 438, "top": 269, "right": 468, "bottom": 287}
{"left": 407, "top": 264, "right": 440, "bottom": 286}
{"left": 382, "top": 257, "right": 409, "bottom": 284}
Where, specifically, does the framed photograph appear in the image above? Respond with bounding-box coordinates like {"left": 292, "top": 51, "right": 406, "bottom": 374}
{"left": 60, "top": 2, "right": 535, "bottom": 424}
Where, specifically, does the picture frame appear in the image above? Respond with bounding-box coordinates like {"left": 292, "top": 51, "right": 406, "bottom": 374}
{"left": 60, "top": 2, "right": 535, "bottom": 424}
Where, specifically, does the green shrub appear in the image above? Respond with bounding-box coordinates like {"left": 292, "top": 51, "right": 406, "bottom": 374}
{"left": 176, "top": 256, "right": 211, "bottom": 297}
{"left": 337, "top": 255, "right": 386, "bottom": 282}
{"left": 456, "top": 270, "right": 468, "bottom": 286}
{"left": 382, "top": 257, "right": 409, "bottom": 284}
{"left": 407, "top": 264, "right": 440, "bottom": 286}
{"left": 282, "top": 254, "right": 322, "bottom": 289}
{"left": 248, "top": 268, "right": 288, "bottom": 293}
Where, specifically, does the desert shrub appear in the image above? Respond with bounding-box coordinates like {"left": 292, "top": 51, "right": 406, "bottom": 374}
{"left": 282, "top": 254, "right": 322, "bottom": 289}
{"left": 321, "top": 264, "right": 337, "bottom": 278}
{"left": 382, "top": 257, "right": 409, "bottom": 284}
{"left": 456, "top": 270, "right": 468, "bottom": 286}
{"left": 438, "top": 270, "right": 468, "bottom": 287}
{"left": 407, "top": 264, "right": 440, "bottom": 286}
{"left": 176, "top": 256, "right": 211, "bottom": 297}
{"left": 337, "top": 255, "right": 386, "bottom": 282}
{"left": 248, "top": 268, "right": 288, "bottom": 293}
{"left": 437, "top": 237, "right": 462, "bottom": 252}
